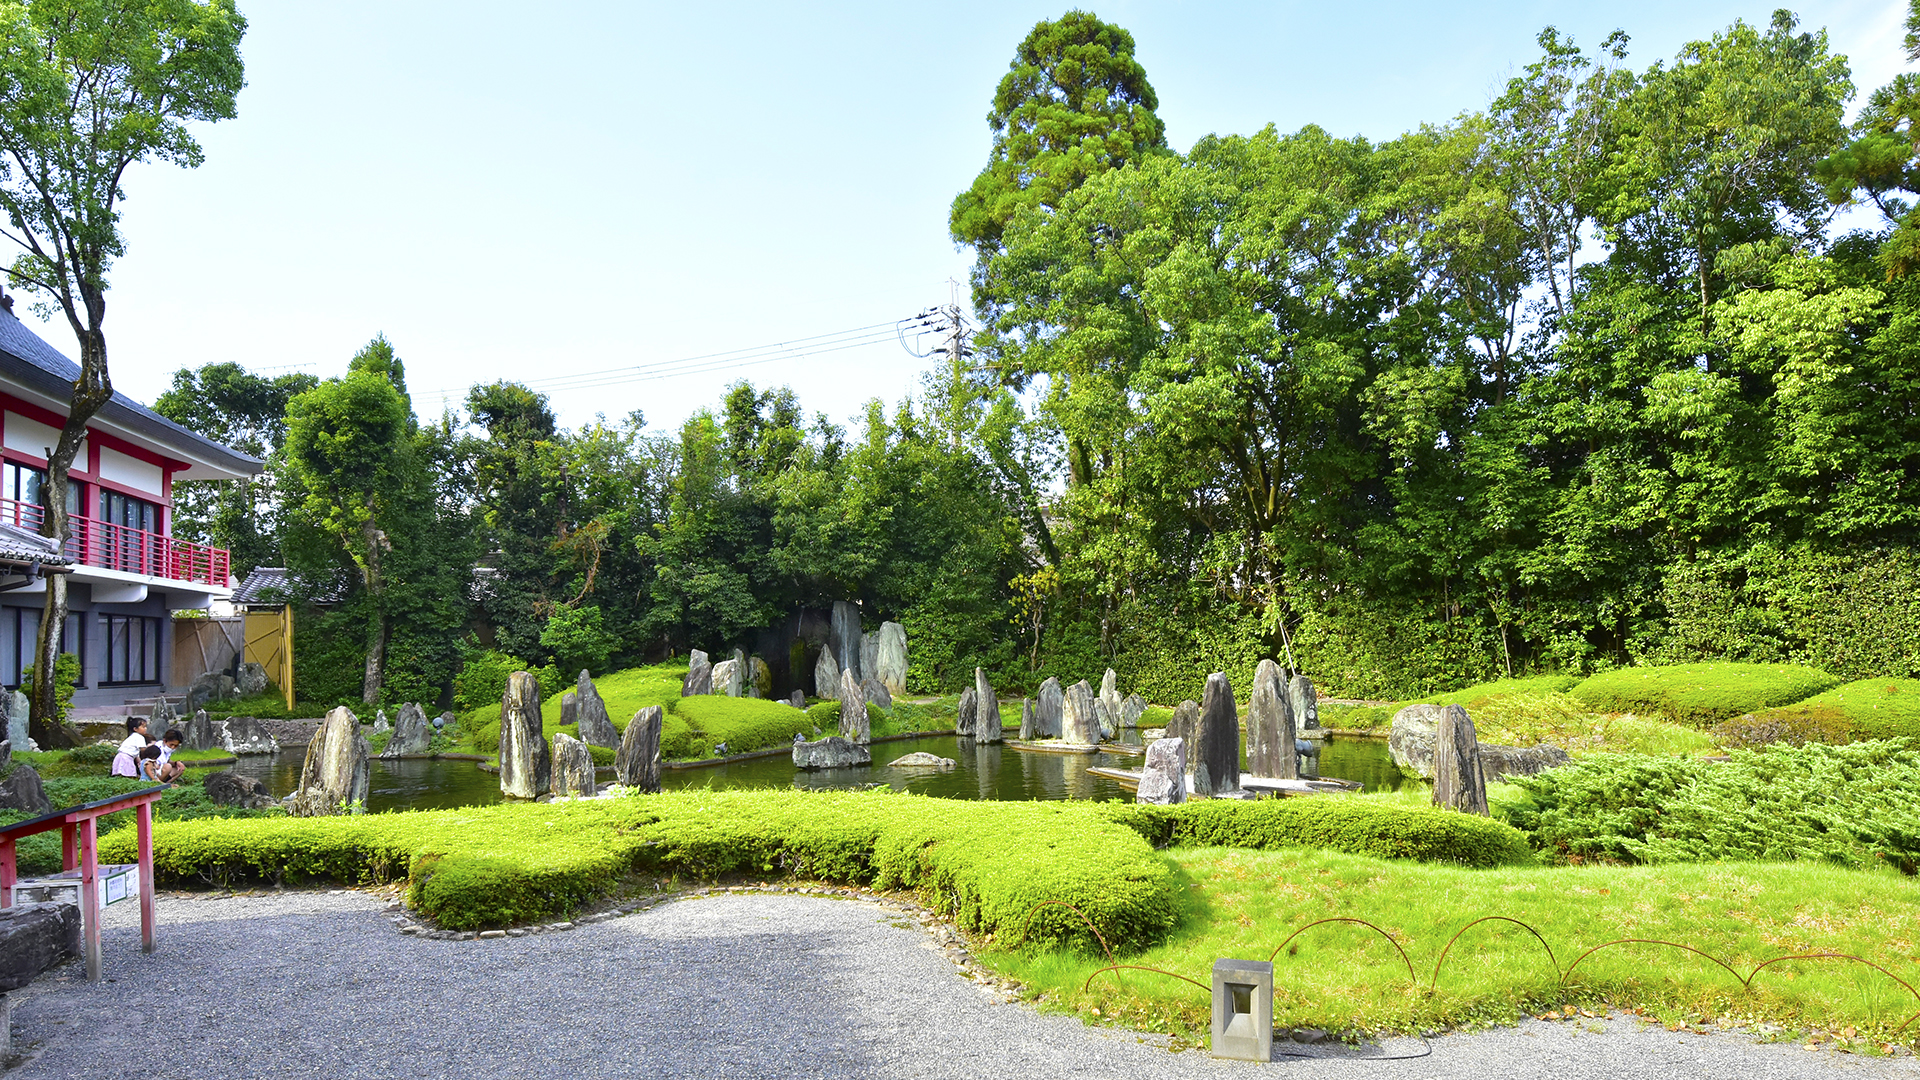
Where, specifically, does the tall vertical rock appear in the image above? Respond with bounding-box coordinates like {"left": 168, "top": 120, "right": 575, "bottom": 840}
{"left": 617, "top": 705, "right": 663, "bottom": 793}
{"left": 379, "top": 703, "right": 431, "bottom": 759}
{"left": 551, "top": 732, "right": 597, "bottom": 798}
{"left": 1120, "top": 694, "right": 1147, "bottom": 730}
{"left": 1431, "top": 704, "right": 1489, "bottom": 815}
{"left": 184, "top": 709, "right": 215, "bottom": 752}
{"left": 1289, "top": 674, "right": 1319, "bottom": 731}
{"left": 288, "top": 706, "right": 370, "bottom": 816}
{"left": 1166, "top": 700, "right": 1200, "bottom": 745}
{"left": 860, "top": 632, "right": 879, "bottom": 689}
{"left": 973, "top": 669, "right": 1002, "bottom": 744}
{"left": 683, "top": 650, "right": 712, "bottom": 696}
{"left": 1063, "top": 680, "right": 1100, "bottom": 745}
{"left": 1019, "top": 699, "right": 1034, "bottom": 740}
{"left": 814, "top": 646, "right": 839, "bottom": 698}
{"left": 955, "top": 687, "right": 977, "bottom": 738}
{"left": 1192, "top": 674, "right": 1240, "bottom": 797}
{"left": 1, "top": 690, "right": 24, "bottom": 749}
{"left": 747, "top": 656, "right": 772, "bottom": 699}
{"left": 559, "top": 693, "right": 578, "bottom": 730}
{"left": 1246, "top": 659, "right": 1297, "bottom": 780}
{"left": 1099, "top": 669, "right": 1122, "bottom": 722}
{"left": 837, "top": 668, "right": 870, "bottom": 745}
{"left": 1136, "top": 737, "right": 1187, "bottom": 805}
{"left": 874, "top": 622, "right": 909, "bottom": 697}
{"left": 1034, "top": 678, "right": 1064, "bottom": 739}
{"left": 830, "top": 601, "right": 863, "bottom": 685}
{"left": 498, "top": 671, "right": 551, "bottom": 799}
{"left": 573, "top": 671, "right": 619, "bottom": 749}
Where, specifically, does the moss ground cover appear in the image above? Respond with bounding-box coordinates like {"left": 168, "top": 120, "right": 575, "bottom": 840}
{"left": 984, "top": 848, "right": 1920, "bottom": 1044}
{"left": 668, "top": 696, "right": 818, "bottom": 758}
{"left": 1746, "top": 679, "right": 1920, "bottom": 742}
{"left": 1570, "top": 663, "right": 1840, "bottom": 727}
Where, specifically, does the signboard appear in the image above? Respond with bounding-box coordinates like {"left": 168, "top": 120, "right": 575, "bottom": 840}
{"left": 13, "top": 864, "right": 140, "bottom": 908}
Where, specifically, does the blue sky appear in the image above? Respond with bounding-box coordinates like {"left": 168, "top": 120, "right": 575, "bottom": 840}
{"left": 33, "top": 0, "right": 1906, "bottom": 435}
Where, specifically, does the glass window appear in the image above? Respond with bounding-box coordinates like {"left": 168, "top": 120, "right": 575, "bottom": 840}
{"left": 98, "top": 614, "right": 160, "bottom": 685}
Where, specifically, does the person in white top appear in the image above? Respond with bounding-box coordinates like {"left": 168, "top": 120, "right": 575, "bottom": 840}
{"left": 111, "top": 717, "right": 150, "bottom": 777}
{"left": 153, "top": 728, "right": 185, "bottom": 782}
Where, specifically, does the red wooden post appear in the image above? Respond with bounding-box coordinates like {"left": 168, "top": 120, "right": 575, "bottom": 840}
{"left": 136, "top": 801, "right": 156, "bottom": 953}
{"left": 78, "top": 817, "right": 100, "bottom": 982}
{"left": 60, "top": 823, "right": 75, "bottom": 871}
{"left": 1, "top": 839, "right": 15, "bottom": 908}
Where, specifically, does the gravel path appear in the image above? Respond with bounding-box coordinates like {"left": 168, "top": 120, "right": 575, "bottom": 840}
{"left": 6, "top": 890, "right": 1919, "bottom": 1080}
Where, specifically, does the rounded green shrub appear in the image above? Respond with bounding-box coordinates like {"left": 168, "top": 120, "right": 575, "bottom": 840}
{"left": 1569, "top": 662, "right": 1840, "bottom": 726}
{"left": 1101, "top": 798, "right": 1536, "bottom": 868}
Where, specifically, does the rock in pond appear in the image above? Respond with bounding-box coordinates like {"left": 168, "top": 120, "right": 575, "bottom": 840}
{"left": 572, "top": 671, "right": 620, "bottom": 749}
{"left": 973, "top": 668, "right": 1001, "bottom": 744}
{"left": 550, "top": 732, "right": 597, "bottom": 798}
{"left": 955, "top": 687, "right": 977, "bottom": 738}
{"left": 837, "top": 668, "right": 869, "bottom": 745}
{"left": 378, "top": 702, "right": 432, "bottom": 758}
{"left": 1019, "top": 698, "right": 1035, "bottom": 740}
{"left": 1034, "top": 678, "right": 1064, "bottom": 739}
{"left": 616, "top": 705, "right": 663, "bottom": 793}
{"left": 794, "top": 735, "right": 871, "bottom": 769}
{"left": 1062, "top": 680, "right": 1100, "bottom": 745}
{"left": 1246, "top": 658, "right": 1297, "bottom": 780}
{"left": 218, "top": 715, "right": 278, "bottom": 755}
{"left": 287, "top": 706, "right": 370, "bottom": 817}
{"left": 1192, "top": 673, "right": 1240, "bottom": 797}
{"left": 1289, "top": 673, "right": 1320, "bottom": 730}
{"left": 1165, "top": 699, "right": 1200, "bottom": 745}
{"left": 1137, "top": 737, "right": 1187, "bottom": 805}
{"left": 1119, "top": 693, "right": 1147, "bottom": 730}
{"left": 498, "top": 671, "right": 551, "bottom": 799}
{"left": 888, "top": 752, "right": 955, "bottom": 769}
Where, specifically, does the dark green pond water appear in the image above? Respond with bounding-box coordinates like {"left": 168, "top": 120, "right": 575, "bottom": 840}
{"left": 225, "top": 733, "right": 1411, "bottom": 812}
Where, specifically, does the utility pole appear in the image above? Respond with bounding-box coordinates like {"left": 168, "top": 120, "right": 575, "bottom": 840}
{"left": 897, "top": 281, "right": 978, "bottom": 447}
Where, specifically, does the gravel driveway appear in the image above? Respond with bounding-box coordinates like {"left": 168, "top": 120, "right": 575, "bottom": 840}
{"left": 6, "top": 889, "right": 1918, "bottom": 1079}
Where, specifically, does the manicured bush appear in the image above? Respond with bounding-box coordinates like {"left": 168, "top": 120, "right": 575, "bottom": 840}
{"left": 1, "top": 773, "right": 283, "bottom": 875}
{"left": 99, "top": 790, "right": 1178, "bottom": 952}
{"left": 1503, "top": 741, "right": 1920, "bottom": 872}
{"left": 1568, "top": 662, "right": 1839, "bottom": 726}
{"left": 1101, "top": 798, "right": 1535, "bottom": 868}
{"left": 670, "top": 696, "right": 815, "bottom": 757}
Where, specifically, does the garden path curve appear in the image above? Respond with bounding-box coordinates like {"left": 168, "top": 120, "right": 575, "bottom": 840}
{"left": 6, "top": 890, "right": 1918, "bottom": 1079}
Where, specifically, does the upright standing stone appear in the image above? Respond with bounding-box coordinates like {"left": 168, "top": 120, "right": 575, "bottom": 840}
{"left": 236, "top": 661, "right": 270, "bottom": 697}
{"left": 1289, "top": 673, "right": 1320, "bottom": 730}
{"left": 379, "top": 703, "right": 431, "bottom": 758}
{"left": 874, "top": 622, "right": 909, "bottom": 697}
{"left": 860, "top": 632, "right": 879, "bottom": 690}
{"left": 182, "top": 709, "right": 214, "bottom": 752}
{"left": 710, "top": 659, "right": 742, "bottom": 698}
{"left": 973, "top": 669, "right": 1002, "bottom": 744}
{"left": 559, "top": 693, "right": 578, "bottom": 730}
{"left": 1019, "top": 699, "right": 1035, "bottom": 740}
{"left": 498, "top": 671, "right": 551, "bottom": 799}
{"left": 1136, "top": 737, "right": 1187, "bottom": 805}
{"left": 1035, "top": 678, "right": 1064, "bottom": 739}
{"left": 371, "top": 709, "right": 390, "bottom": 737}
{"left": 747, "top": 656, "right": 771, "bottom": 699}
{"left": 683, "top": 649, "right": 713, "bottom": 696}
{"left": 288, "top": 706, "right": 370, "bottom": 816}
{"left": 616, "top": 705, "right": 663, "bottom": 792}
{"left": 150, "top": 697, "right": 177, "bottom": 730}
{"left": 1093, "top": 699, "right": 1116, "bottom": 740}
{"left": 1432, "top": 704, "right": 1489, "bottom": 815}
{"left": 830, "top": 601, "right": 863, "bottom": 685}
{"left": 1099, "top": 669, "right": 1122, "bottom": 723}
{"left": 1063, "top": 680, "right": 1100, "bottom": 744}
{"left": 550, "top": 732, "right": 597, "bottom": 798}
{"left": 813, "top": 646, "right": 840, "bottom": 698}
{"left": 837, "top": 668, "right": 869, "bottom": 745}
{"left": 1246, "top": 659, "right": 1297, "bottom": 780}
{"left": 1166, "top": 700, "right": 1200, "bottom": 745}
{"left": 573, "top": 671, "right": 619, "bottom": 749}
{"left": 955, "top": 687, "right": 977, "bottom": 738}
{"left": 1, "top": 692, "right": 24, "bottom": 750}
{"left": 1120, "top": 694, "right": 1147, "bottom": 730}
{"left": 1192, "top": 674, "right": 1240, "bottom": 797}
{"left": 789, "top": 690, "right": 806, "bottom": 709}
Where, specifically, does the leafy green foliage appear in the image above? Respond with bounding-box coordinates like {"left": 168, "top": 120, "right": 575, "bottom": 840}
{"left": 20, "top": 653, "right": 79, "bottom": 725}
{"left": 0, "top": 773, "right": 282, "bottom": 876}
{"left": 539, "top": 606, "right": 616, "bottom": 678}
{"left": 1504, "top": 742, "right": 1920, "bottom": 871}
{"left": 1102, "top": 798, "right": 1536, "bottom": 868}
{"left": 1569, "top": 662, "right": 1839, "bottom": 726}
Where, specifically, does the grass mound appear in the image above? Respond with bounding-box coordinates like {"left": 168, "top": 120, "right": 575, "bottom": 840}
{"left": 1741, "top": 678, "right": 1920, "bottom": 743}
{"left": 667, "top": 696, "right": 816, "bottom": 758}
{"left": 1501, "top": 740, "right": 1920, "bottom": 871}
{"left": 1102, "top": 797, "right": 1535, "bottom": 867}
{"left": 1569, "top": 662, "right": 1839, "bottom": 726}
{"left": 99, "top": 790, "right": 1177, "bottom": 951}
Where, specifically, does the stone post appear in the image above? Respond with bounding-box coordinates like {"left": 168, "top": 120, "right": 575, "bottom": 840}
{"left": 1431, "top": 704, "right": 1489, "bottom": 815}
{"left": 498, "top": 670, "right": 551, "bottom": 799}
{"left": 1193, "top": 674, "right": 1240, "bottom": 797}
{"left": 1246, "top": 659, "right": 1297, "bottom": 780}
{"left": 551, "top": 732, "right": 596, "bottom": 798}
{"left": 837, "top": 668, "right": 869, "bottom": 745}
{"left": 616, "top": 705, "right": 663, "bottom": 792}
{"left": 973, "top": 669, "right": 1002, "bottom": 744}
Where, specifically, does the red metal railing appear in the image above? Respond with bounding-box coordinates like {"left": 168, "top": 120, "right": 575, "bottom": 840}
{"left": 0, "top": 497, "right": 230, "bottom": 586}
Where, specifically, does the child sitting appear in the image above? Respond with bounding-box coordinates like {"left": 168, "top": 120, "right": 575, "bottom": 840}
{"left": 111, "top": 717, "right": 150, "bottom": 777}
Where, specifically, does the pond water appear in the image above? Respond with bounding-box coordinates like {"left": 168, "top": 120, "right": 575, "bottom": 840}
{"left": 223, "top": 733, "right": 1414, "bottom": 812}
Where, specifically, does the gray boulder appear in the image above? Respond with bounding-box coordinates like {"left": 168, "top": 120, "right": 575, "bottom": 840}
{"left": 379, "top": 703, "right": 431, "bottom": 758}
{"left": 551, "top": 732, "right": 597, "bottom": 798}
{"left": 1192, "top": 673, "right": 1240, "bottom": 797}
{"left": 1019, "top": 699, "right": 1034, "bottom": 740}
{"left": 1166, "top": 699, "right": 1200, "bottom": 744}
{"left": 183, "top": 709, "right": 215, "bottom": 752}
{"left": 874, "top": 622, "right": 908, "bottom": 697}
{"left": 287, "top": 706, "right": 370, "bottom": 817}
{"left": 236, "top": 661, "right": 270, "bottom": 697}
{"left": 559, "top": 693, "right": 577, "bottom": 730}
{"left": 748, "top": 656, "right": 772, "bottom": 699}
{"left": 837, "top": 668, "right": 869, "bottom": 745}
{"left": 1034, "top": 678, "right": 1064, "bottom": 739}
{"left": 813, "top": 645, "right": 839, "bottom": 698}
{"left": 860, "top": 631, "right": 879, "bottom": 690}
{"left": 2, "top": 690, "right": 25, "bottom": 749}
{"left": 1432, "top": 705, "right": 1489, "bottom": 815}
{"left": 1093, "top": 697, "right": 1115, "bottom": 740}
{"left": 616, "top": 706, "right": 663, "bottom": 792}
{"left": 1246, "top": 659, "right": 1297, "bottom": 780}
{"left": 371, "top": 710, "right": 390, "bottom": 737}
{"left": 1062, "top": 680, "right": 1100, "bottom": 744}
{"left": 793, "top": 735, "right": 870, "bottom": 769}
{"left": 862, "top": 677, "right": 893, "bottom": 710}
{"left": 710, "top": 658, "right": 742, "bottom": 699}
{"left": 973, "top": 669, "right": 1001, "bottom": 744}
{"left": 830, "top": 601, "right": 863, "bottom": 684}
{"left": 789, "top": 690, "right": 806, "bottom": 709}
{"left": 0, "top": 902, "right": 79, "bottom": 993}
{"left": 1137, "top": 737, "right": 1187, "bottom": 805}
{"left": 0, "top": 761, "right": 48, "bottom": 814}
{"left": 1289, "top": 673, "right": 1320, "bottom": 730}
{"left": 573, "top": 672, "right": 619, "bottom": 749}
{"left": 888, "top": 752, "right": 955, "bottom": 769}
{"left": 955, "top": 687, "right": 977, "bottom": 738}
{"left": 1119, "top": 693, "right": 1147, "bottom": 730}
{"left": 1099, "top": 669, "right": 1122, "bottom": 725}
{"left": 203, "top": 770, "right": 274, "bottom": 809}
{"left": 498, "top": 671, "right": 551, "bottom": 799}
{"left": 217, "top": 715, "right": 278, "bottom": 755}
{"left": 683, "top": 649, "right": 713, "bottom": 696}
{"left": 183, "top": 672, "right": 227, "bottom": 713}
{"left": 1388, "top": 704, "right": 1568, "bottom": 782}
{"left": 150, "top": 695, "right": 179, "bottom": 729}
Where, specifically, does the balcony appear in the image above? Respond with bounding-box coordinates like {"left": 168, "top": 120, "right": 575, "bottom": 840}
{"left": 0, "top": 497, "right": 230, "bottom": 587}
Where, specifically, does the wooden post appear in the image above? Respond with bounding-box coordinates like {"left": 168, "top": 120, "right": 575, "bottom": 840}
{"left": 136, "top": 801, "right": 156, "bottom": 954}
{"left": 60, "top": 823, "right": 75, "bottom": 871}
{"left": 78, "top": 817, "right": 100, "bottom": 981}
{"left": 0, "top": 839, "right": 14, "bottom": 908}
{"left": 282, "top": 604, "right": 295, "bottom": 712}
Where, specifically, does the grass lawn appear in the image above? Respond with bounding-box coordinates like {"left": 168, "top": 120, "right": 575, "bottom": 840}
{"left": 981, "top": 847, "right": 1920, "bottom": 1048}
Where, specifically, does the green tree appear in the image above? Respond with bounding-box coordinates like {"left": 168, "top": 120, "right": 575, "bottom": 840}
{"left": 0, "top": 0, "right": 245, "bottom": 743}
{"left": 1816, "top": 0, "right": 1920, "bottom": 275}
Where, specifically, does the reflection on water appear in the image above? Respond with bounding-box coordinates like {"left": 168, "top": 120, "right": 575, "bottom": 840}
{"left": 219, "top": 732, "right": 1411, "bottom": 811}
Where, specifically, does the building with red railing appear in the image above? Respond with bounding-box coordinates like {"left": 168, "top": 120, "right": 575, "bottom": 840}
{"left": 0, "top": 301, "right": 262, "bottom": 707}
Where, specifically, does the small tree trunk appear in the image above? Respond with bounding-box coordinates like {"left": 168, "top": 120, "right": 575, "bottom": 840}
{"left": 361, "top": 612, "right": 387, "bottom": 705}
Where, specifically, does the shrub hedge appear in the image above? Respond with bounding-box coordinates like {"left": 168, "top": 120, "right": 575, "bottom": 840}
{"left": 99, "top": 790, "right": 1177, "bottom": 952}
{"left": 1568, "top": 662, "right": 1839, "bottom": 726}
{"left": 0, "top": 773, "right": 283, "bottom": 876}
{"left": 1502, "top": 741, "right": 1920, "bottom": 872}
{"left": 1101, "top": 798, "right": 1536, "bottom": 868}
